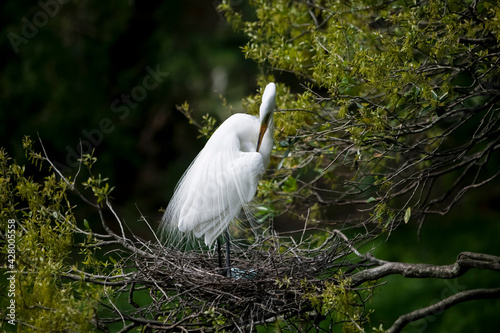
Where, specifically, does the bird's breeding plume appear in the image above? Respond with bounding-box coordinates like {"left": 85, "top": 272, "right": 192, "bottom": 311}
{"left": 160, "top": 82, "right": 276, "bottom": 248}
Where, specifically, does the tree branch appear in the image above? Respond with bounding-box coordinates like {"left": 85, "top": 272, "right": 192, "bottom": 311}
{"left": 387, "top": 287, "right": 500, "bottom": 333}
{"left": 350, "top": 251, "right": 500, "bottom": 287}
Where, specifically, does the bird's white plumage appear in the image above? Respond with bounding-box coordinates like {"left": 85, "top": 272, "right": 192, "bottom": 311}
{"left": 161, "top": 83, "right": 276, "bottom": 247}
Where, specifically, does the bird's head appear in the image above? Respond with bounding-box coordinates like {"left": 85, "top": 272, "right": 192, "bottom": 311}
{"left": 257, "top": 82, "right": 276, "bottom": 152}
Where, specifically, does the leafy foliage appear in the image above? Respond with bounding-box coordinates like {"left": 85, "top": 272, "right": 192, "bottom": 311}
{"left": 0, "top": 138, "right": 105, "bottom": 331}
{"left": 216, "top": 0, "right": 500, "bottom": 330}
{"left": 221, "top": 0, "right": 500, "bottom": 234}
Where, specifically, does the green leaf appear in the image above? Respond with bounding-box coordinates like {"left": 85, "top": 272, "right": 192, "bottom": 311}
{"left": 277, "top": 149, "right": 290, "bottom": 170}
{"left": 283, "top": 175, "right": 297, "bottom": 193}
{"left": 404, "top": 207, "right": 411, "bottom": 224}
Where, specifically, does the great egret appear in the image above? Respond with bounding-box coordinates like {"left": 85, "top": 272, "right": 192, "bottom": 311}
{"left": 161, "top": 82, "right": 276, "bottom": 276}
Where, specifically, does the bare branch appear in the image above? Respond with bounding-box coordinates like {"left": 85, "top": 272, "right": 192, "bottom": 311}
{"left": 350, "top": 251, "right": 500, "bottom": 287}
{"left": 388, "top": 287, "right": 500, "bottom": 333}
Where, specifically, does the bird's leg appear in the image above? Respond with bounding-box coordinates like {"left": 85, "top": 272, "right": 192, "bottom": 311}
{"left": 217, "top": 238, "right": 225, "bottom": 276}
{"left": 216, "top": 231, "right": 231, "bottom": 277}
{"left": 225, "top": 230, "right": 231, "bottom": 277}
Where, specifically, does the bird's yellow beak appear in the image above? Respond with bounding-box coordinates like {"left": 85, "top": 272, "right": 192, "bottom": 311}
{"left": 256, "top": 122, "right": 268, "bottom": 152}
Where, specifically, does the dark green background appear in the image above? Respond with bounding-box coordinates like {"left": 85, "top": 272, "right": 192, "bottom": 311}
{"left": 1, "top": 0, "right": 258, "bottom": 233}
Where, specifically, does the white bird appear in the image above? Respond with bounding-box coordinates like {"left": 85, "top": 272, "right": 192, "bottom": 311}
{"left": 161, "top": 82, "right": 276, "bottom": 254}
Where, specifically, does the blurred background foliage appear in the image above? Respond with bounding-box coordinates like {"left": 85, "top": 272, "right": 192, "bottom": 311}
{"left": 1, "top": 0, "right": 260, "bottom": 232}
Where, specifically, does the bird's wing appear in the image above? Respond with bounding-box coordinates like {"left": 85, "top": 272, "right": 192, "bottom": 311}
{"left": 162, "top": 147, "right": 264, "bottom": 247}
